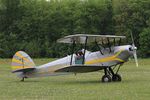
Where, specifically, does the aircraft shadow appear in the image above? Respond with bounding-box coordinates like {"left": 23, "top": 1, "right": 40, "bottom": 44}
{"left": 10, "top": 78, "right": 150, "bottom": 85}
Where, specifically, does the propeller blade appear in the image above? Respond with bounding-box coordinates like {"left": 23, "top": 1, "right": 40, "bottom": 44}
{"left": 130, "top": 32, "right": 135, "bottom": 45}
{"left": 130, "top": 31, "right": 138, "bottom": 67}
{"left": 133, "top": 49, "right": 138, "bottom": 67}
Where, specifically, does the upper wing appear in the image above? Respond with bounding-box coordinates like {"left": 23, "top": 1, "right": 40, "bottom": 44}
{"left": 57, "top": 34, "right": 126, "bottom": 44}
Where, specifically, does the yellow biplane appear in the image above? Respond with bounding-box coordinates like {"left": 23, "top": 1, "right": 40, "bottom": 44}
{"left": 11, "top": 34, "right": 138, "bottom": 82}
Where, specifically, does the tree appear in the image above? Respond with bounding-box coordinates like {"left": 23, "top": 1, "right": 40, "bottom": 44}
{"left": 139, "top": 28, "right": 150, "bottom": 57}
{"left": 0, "top": 0, "right": 149, "bottom": 58}
{"left": 114, "top": 0, "right": 150, "bottom": 57}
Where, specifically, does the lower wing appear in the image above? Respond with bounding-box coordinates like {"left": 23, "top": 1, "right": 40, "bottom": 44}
{"left": 55, "top": 65, "right": 106, "bottom": 73}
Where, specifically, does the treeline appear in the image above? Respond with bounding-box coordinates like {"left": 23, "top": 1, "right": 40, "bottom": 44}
{"left": 0, "top": 0, "right": 149, "bottom": 58}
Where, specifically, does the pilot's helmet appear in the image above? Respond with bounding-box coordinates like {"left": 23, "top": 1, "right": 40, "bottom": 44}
{"left": 77, "top": 50, "right": 83, "bottom": 56}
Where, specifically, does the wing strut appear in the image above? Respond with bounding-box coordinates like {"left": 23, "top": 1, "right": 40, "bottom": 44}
{"left": 82, "top": 36, "right": 88, "bottom": 64}
{"left": 95, "top": 41, "right": 104, "bottom": 55}
{"left": 113, "top": 38, "right": 116, "bottom": 46}
{"left": 70, "top": 39, "right": 75, "bottom": 65}
{"left": 107, "top": 38, "right": 112, "bottom": 53}
{"left": 118, "top": 38, "right": 122, "bottom": 46}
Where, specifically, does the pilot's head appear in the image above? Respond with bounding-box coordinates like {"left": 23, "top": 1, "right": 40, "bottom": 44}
{"left": 77, "top": 50, "right": 83, "bottom": 56}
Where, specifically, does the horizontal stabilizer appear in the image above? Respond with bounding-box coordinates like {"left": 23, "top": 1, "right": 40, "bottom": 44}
{"left": 12, "top": 68, "right": 35, "bottom": 73}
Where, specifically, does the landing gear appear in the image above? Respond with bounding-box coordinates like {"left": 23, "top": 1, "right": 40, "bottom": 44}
{"left": 112, "top": 74, "right": 121, "bottom": 82}
{"left": 21, "top": 77, "right": 25, "bottom": 82}
{"left": 101, "top": 65, "right": 122, "bottom": 83}
{"left": 20, "top": 72, "right": 28, "bottom": 82}
{"left": 20, "top": 76, "right": 28, "bottom": 82}
{"left": 102, "top": 75, "right": 111, "bottom": 82}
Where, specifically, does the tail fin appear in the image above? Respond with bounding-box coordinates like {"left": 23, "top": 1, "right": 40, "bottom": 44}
{"left": 11, "top": 51, "right": 36, "bottom": 73}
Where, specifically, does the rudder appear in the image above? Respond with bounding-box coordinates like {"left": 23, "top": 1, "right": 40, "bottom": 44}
{"left": 11, "top": 51, "right": 36, "bottom": 73}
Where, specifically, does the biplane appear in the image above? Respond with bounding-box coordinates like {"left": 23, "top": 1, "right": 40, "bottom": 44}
{"left": 11, "top": 34, "right": 138, "bottom": 82}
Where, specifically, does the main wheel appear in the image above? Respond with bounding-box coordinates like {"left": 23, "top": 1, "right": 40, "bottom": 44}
{"left": 112, "top": 74, "right": 121, "bottom": 82}
{"left": 101, "top": 75, "right": 111, "bottom": 82}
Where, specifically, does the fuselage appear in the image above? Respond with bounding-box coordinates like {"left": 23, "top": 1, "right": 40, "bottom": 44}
{"left": 24, "top": 45, "right": 134, "bottom": 78}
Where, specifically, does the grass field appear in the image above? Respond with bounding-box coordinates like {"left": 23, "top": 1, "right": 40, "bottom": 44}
{"left": 0, "top": 58, "right": 150, "bottom": 100}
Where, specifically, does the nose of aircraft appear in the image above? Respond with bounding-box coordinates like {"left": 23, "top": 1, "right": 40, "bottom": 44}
{"left": 129, "top": 45, "right": 137, "bottom": 51}
{"left": 129, "top": 45, "right": 138, "bottom": 67}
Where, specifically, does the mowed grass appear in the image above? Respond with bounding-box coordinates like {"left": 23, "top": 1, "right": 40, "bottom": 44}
{"left": 0, "top": 59, "right": 150, "bottom": 100}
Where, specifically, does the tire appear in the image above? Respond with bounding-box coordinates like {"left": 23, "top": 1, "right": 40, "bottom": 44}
{"left": 102, "top": 75, "right": 112, "bottom": 82}
{"left": 112, "top": 74, "right": 121, "bottom": 82}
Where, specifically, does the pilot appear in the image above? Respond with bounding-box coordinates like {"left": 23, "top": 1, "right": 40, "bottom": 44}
{"left": 75, "top": 50, "right": 84, "bottom": 64}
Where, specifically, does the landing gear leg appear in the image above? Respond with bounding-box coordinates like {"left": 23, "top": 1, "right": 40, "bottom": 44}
{"left": 21, "top": 77, "right": 25, "bottom": 82}
{"left": 109, "top": 67, "right": 122, "bottom": 82}
{"left": 101, "top": 68, "right": 112, "bottom": 82}
{"left": 20, "top": 72, "right": 28, "bottom": 82}
{"left": 112, "top": 74, "right": 121, "bottom": 82}
{"left": 101, "top": 65, "right": 122, "bottom": 83}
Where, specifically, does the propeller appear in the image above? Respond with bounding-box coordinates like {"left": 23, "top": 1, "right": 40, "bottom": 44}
{"left": 130, "top": 32, "right": 138, "bottom": 67}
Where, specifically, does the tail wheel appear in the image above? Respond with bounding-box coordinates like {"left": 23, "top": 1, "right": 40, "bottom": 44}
{"left": 21, "top": 77, "right": 25, "bottom": 82}
{"left": 112, "top": 74, "right": 121, "bottom": 82}
{"left": 102, "top": 75, "right": 111, "bottom": 82}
